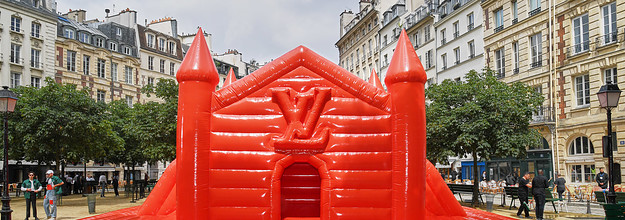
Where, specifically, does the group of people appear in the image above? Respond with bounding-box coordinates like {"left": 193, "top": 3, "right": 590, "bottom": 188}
{"left": 20, "top": 170, "right": 64, "bottom": 220}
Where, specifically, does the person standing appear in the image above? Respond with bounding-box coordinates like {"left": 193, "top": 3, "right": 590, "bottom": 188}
{"left": 99, "top": 174, "right": 107, "bottom": 197}
{"left": 64, "top": 174, "right": 73, "bottom": 196}
{"left": 450, "top": 169, "right": 458, "bottom": 182}
{"left": 596, "top": 168, "right": 609, "bottom": 189}
{"left": 532, "top": 170, "right": 549, "bottom": 220}
{"left": 21, "top": 171, "right": 42, "bottom": 220}
{"left": 516, "top": 172, "right": 532, "bottom": 218}
{"left": 554, "top": 174, "right": 567, "bottom": 200}
{"left": 112, "top": 173, "right": 120, "bottom": 197}
{"left": 44, "top": 170, "right": 64, "bottom": 220}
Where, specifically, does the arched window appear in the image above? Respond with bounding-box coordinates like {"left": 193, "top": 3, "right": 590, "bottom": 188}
{"left": 569, "top": 136, "right": 594, "bottom": 155}
{"left": 529, "top": 137, "right": 549, "bottom": 150}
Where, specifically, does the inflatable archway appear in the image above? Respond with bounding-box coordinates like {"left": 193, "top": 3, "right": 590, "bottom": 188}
{"left": 82, "top": 29, "right": 513, "bottom": 220}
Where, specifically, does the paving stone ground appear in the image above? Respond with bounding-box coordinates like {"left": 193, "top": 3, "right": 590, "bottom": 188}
{"left": 455, "top": 193, "right": 606, "bottom": 219}
{"left": 10, "top": 191, "right": 144, "bottom": 220}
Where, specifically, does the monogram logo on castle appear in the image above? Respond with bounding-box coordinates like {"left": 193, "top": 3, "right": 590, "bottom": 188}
{"left": 270, "top": 87, "right": 332, "bottom": 154}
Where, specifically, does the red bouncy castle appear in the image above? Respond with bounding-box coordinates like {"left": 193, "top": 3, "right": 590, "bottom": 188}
{"left": 82, "top": 29, "right": 513, "bottom": 220}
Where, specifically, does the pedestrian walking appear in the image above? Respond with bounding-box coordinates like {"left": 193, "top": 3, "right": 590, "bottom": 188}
{"left": 554, "top": 174, "right": 567, "bottom": 199}
{"left": 516, "top": 172, "right": 531, "bottom": 219}
{"left": 112, "top": 173, "right": 120, "bottom": 197}
{"left": 73, "top": 174, "right": 81, "bottom": 194}
{"left": 532, "top": 170, "right": 548, "bottom": 220}
{"left": 596, "top": 167, "right": 609, "bottom": 189}
{"left": 44, "top": 170, "right": 64, "bottom": 220}
{"left": 21, "top": 171, "right": 42, "bottom": 220}
{"left": 64, "top": 174, "right": 73, "bottom": 195}
{"left": 99, "top": 174, "right": 107, "bottom": 197}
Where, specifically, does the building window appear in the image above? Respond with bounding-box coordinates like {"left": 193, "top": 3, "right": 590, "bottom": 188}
{"left": 125, "top": 66, "right": 133, "bottom": 84}
{"left": 97, "top": 90, "right": 106, "bottom": 103}
{"left": 569, "top": 136, "right": 594, "bottom": 155}
{"left": 530, "top": 33, "right": 542, "bottom": 67}
{"left": 572, "top": 14, "right": 589, "bottom": 54}
{"left": 79, "top": 32, "right": 90, "bottom": 43}
{"left": 147, "top": 34, "right": 155, "bottom": 48}
{"left": 160, "top": 59, "right": 165, "bottom": 73}
{"left": 453, "top": 21, "right": 459, "bottom": 38}
{"left": 125, "top": 95, "right": 133, "bottom": 107}
{"left": 10, "top": 16, "right": 21, "bottom": 32}
{"left": 95, "top": 38, "right": 104, "bottom": 47}
{"left": 575, "top": 74, "right": 590, "bottom": 106}
{"left": 424, "top": 25, "right": 430, "bottom": 42}
{"left": 30, "top": 77, "right": 41, "bottom": 88}
{"left": 83, "top": 55, "right": 90, "bottom": 75}
{"left": 10, "top": 44, "right": 21, "bottom": 64}
{"left": 467, "top": 13, "right": 474, "bottom": 30}
{"left": 32, "top": 0, "right": 39, "bottom": 7}
{"left": 414, "top": 31, "right": 421, "bottom": 47}
{"left": 123, "top": 46, "right": 132, "bottom": 55}
{"left": 529, "top": 0, "right": 541, "bottom": 12}
{"left": 512, "top": 1, "right": 518, "bottom": 22}
{"left": 604, "top": 67, "right": 617, "bottom": 84}
{"left": 426, "top": 50, "right": 433, "bottom": 69}
{"left": 116, "top": 27, "right": 122, "bottom": 37}
{"left": 109, "top": 42, "right": 118, "bottom": 51}
{"left": 111, "top": 62, "right": 118, "bottom": 81}
{"left": 440, "top": 28, "right": 446, "bottom": 45}
{"left": 148, "top": 56, "right": 155, "bottom": 71}
{"left": 468, "top": 41, "right": 475, "bottom": 58}
{"left": 64, "top": 28, "right": 74, "bottom": 39}
{"left": 454, "top": 47, "right": 460, "bottom": 65}
{"left": 31, "top": 22, "right": 40, "bottom": 38}
{"left": 159, "top": 38, "right": 166, "bottom": 51}
{"left": 67, "top": 50, "right": 76, "bottom": 71}
{"left": 441, "top": 53, "right": 447, "bottom": 70}
{"left": 570, "top": 164, "right": 595, "bottom": 183}
{"left": 97, "top": 59, "right": 106, "bottom": 78}
{"left": 495, "top": 48, "right": 505, "bottom": 78}
{"left": 602, "top": 3, "right": 617, "bottom": 45}
{"left": 169, "top": 42, "right": 176, "bottom": 55}
{"left": 170, "top": 63, "right": 175, "bottom": 75}
{"left": 494, "top": 9, "right": 504, "bottom": 32}
{"left": 10, "top": 72, "right": 21, "bottom": 88}
{"left": 30, "top": 48, "right": 40, "bottom": 68}
{"left": 513, "top": 42, "right": 519, "bottom": 73}
{"left": 147, "top": 77, "right": 155, "bottom": 86}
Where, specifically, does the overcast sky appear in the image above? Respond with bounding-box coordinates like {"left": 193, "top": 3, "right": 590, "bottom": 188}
{"left": 57, "top": 0, "right": 359, "bottom": 64}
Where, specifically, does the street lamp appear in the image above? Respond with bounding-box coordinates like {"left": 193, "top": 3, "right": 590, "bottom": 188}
{"left": 0, "top": 86, "right": 17, "bottom": 220}
{"left": 597, "top": 81, "right": 622, "bottom": 204}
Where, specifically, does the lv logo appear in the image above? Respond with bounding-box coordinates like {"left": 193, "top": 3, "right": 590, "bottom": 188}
{"left": 270, "top": 87, "right": 332, "bottom": 154}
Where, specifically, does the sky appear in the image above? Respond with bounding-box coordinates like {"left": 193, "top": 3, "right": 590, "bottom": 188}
{"left": 57, "top": 0, "right": 360, "bottom": 64}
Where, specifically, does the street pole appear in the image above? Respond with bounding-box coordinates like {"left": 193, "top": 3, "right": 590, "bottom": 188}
{"left": 0, "top": 113, "right": 12, "bottom": 220}
{"left": 607, "top": 108, "right": 616, "bottom": 204}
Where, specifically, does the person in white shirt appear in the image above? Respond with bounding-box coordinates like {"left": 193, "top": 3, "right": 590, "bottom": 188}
{"left": 21, "top": 171, "right": 42, "bottom": 220}
{"left": 99, "top": 174, "right": 107, "bottom": 197}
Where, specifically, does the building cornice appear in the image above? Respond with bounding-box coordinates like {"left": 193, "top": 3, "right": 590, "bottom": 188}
{"left": 336, "top": 8, "right": 379, "bottom": 46}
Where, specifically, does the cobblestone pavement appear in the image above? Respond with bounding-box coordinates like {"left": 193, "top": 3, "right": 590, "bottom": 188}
{"left": 455, "top": 193, "right": 606, "bottom": 219}
{"left": 10, "top": 191, "right": 144, "bottom": 220}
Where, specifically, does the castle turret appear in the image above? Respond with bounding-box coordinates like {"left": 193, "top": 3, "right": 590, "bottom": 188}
{"left": 384, "top": 29, "right": 427, "bottom": 219}
{"left": 175, "top": 28, "right": 219, "bottom": 220}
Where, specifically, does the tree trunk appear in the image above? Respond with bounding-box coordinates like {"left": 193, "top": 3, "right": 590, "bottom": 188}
{"left": 472, "top": 150, "right": 479, "bottom": 207}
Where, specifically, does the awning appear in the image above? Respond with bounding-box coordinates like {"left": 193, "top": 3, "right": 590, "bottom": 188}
{"left": 435, "top": 163, "right": 452, "bottom": 169}
{"left": 64, "top": 167, "right": 117, "bottom": 172}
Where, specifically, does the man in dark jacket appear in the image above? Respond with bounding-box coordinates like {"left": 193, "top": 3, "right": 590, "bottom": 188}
{"left": 554, "top": 174, "right": 567, "bottom": 199}
{"left": 21, "top": 171, "right": 42, "bottom": 220}
{"left": 532, "top": 170, "right": 549, "bottom": 220}
{"left": 516, "top": 172, "right": 531, "bottom": 218}
{"left": 596, "top": 168, "right": 609, "bottom": 189}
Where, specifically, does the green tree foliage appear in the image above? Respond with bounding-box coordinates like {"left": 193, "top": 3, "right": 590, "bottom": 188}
{"left": 9, "top": 78, "right": 123, "bottom": 172}
{"left": 138, "top": 79, "right": 178, "bottom": 163}
{"left": 425, "top": 69, "right": 544, "bottom": 206}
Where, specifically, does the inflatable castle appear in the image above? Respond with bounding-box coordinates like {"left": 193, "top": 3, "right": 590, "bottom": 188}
{"left": 82, "top": 28, "right": 513, "bottom": 220}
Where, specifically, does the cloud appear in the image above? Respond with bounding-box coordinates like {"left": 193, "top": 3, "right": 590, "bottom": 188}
{"left": 57, "top": 0, "right": 359, "bottom": 64}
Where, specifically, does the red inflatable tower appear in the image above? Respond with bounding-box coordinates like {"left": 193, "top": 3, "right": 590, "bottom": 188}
{"left": 82, "top": 29, "right": 513, "bottom": 220}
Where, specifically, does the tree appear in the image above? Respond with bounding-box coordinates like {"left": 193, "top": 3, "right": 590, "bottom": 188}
{"left": 9, "top": 78, "right": 122, "bottom": 173}
{"left": 425, "top": 69, "right": 544, "bottom": 207}
{"left": 139, "top": 78, "right": 178, "bottom": 163}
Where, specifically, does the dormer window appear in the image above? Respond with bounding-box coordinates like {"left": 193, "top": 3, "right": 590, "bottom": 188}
{"left": 158, "top": 38, "right": 165, "bottom": 51}
{"left": 79, "top": 32, "right": 90, "bottom": 43}
{"left": 123, "top": 46, "right": 132, "bottom": 55}
{"left": 109, "top": 42, "right": 117, "bottom": 51}
{"left": 63, "top": 28, "right": 75, "bottom": 39}
{"left": 116, "top": 27, "right": 122, "bottom": 37}
{"left": 32, "top": 0, "right": 39, "bottom": 7}
{"left": 168, "top": 41, "right": 176, "bottom": 55}
{"left": 95, "top": 38, "right": 104, "bottom": 47}
{"left": 147, "top": 34, "right": 155, "bottom": 48}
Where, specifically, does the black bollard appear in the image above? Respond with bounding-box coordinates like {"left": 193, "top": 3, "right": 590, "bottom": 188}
{"left": 586, "top": 199, "right": 591, "bottom": 214}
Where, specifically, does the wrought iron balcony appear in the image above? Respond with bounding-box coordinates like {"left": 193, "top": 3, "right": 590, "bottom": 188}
{"left": 566, "top": 41, "right": 590, "bottom": 57}
{"left": 454, "top": 32, "right": 459, "bottom": 38}
{"left": 596, "top": 30, "right": 618, "bottom": 47}
{"left": 497, "top": 70, "right": 505, "bottom": 79}
{"left": 30, "top": 61, "right": 43, "bottom": 69}
{"left": 531, "top": 106, "right": 555, "bottom": 124}
{"left": 530, "top": 60, "right": 542, "bottom": 68}
{"left": 441, "top": 38, "right": 446, "bottom": 45}
{"left": 513, "top": 68, "right": 519, "bottom": 74}
{"left": 467, "top": 23, "right": 474, "bottom": 31}
{"left": 529, "top": 7, "right": 541, "bottom": 17}
{"left": 494, "top": 25, "right": 504, "bottom": 33}
{"left": 9, "top": 57, "right": 23, "bottom": 66}
{"left": 512, "top": 18, "right": 518, "bottom": 25}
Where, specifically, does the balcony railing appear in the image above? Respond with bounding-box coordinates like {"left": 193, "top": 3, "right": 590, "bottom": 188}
{"left": 529, "top": 7, "right": 541, "bottom": 17}
{"left": 9, "top": 57, "right": 23, "bottom": 65}
{"left": 596, "top": 30, "right": 618, "bottom": 47}
{"left": 530, "top": 60, "right": 542, "bottom": 68}
{"left": 531, "top": 106, "right": 555, "bottom": 124}
{"left": 467, "top": 23, "right": 474, "bottom": 31}
{"left": 512, "top": 18, "right": 518, "bottom": 25}
{"left": 454, "top": 32, "right": 459, "bottom": 38}
{"left": 567, "top": 41, "right": 590, "bottom": 57}
{"left": 497, "top": 70, "right": 505, "bottom": 79}
{"left": 442, "top": 65, "right": 447, "bottom": 70}
{"left": 469, "top": 53, "right": 475, "bottom": 59}
{"left": 441, "top": 38, "right": 446, "bottom": 45}
{"left": 31, "top": 61, "right": 43, "bottom": 69}
{"left": 454, "top": 60, "right": 460, "bottom": 65}
{"left": 494, "top": 25, "right": 504, "bottom": 33}
{"left": 513, "top": 68, "right": 519, "bottom": 74}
